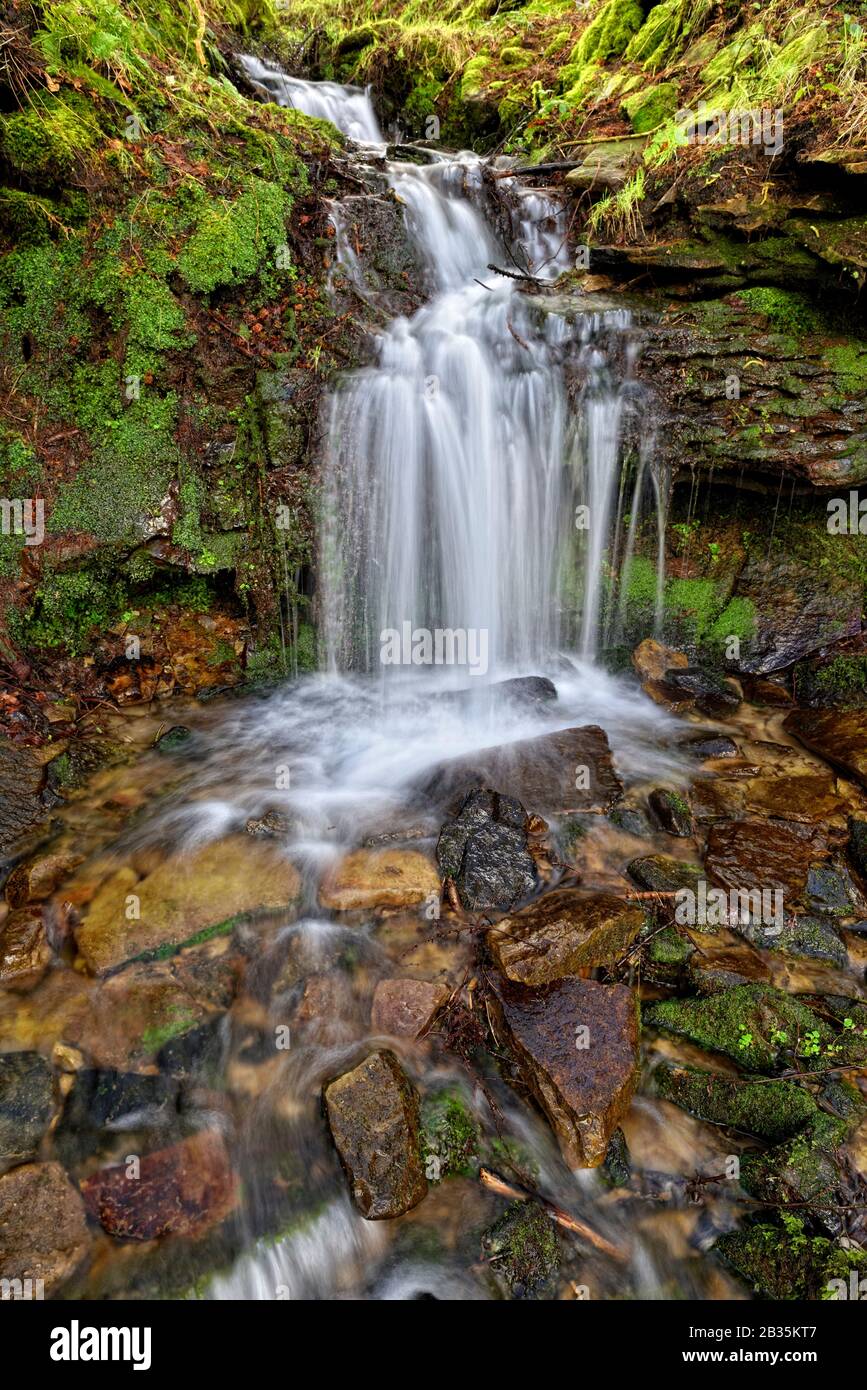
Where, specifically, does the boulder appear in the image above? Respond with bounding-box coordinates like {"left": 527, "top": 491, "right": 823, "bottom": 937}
{"left": 420, "top": 725, "right": 623, "bottom": 815}
{"left": 654, "top": 1063, "right": 818, "bottom": 1141}
{"left": 76, "top": 836, "right": 301, "bottom": 974}
{"left": 80, "top": 1129, "right": 238, "bottom": 1240}
{"left": 437, "top": 788, "right": 536, "bottom": 912}
{"left": 318, "top": 848, "right": 440, "bottom": 912}
{"left": 0, "top": 1162, "right": 89, "bottom": 1294}
{"left": 487, "top": 888, "right": 644, "bottom": 984}
{"left": 632, "top": 638, "right": 688, "bottom": 683}
{"left": 0, "top": 908, "right": 51, "bottom": 990}
{"left": 648, "top": 787, "right": 694, "bottom": 837}
{"left": 0, "top": 1052, "right": 54, "bottom": 1163}
{"left": 370, "top": 978, "right": 447, "bottom": 1038}
{"left": 785, "top": 707, "right": 867, "bottom": 789}
{"left": 705, "top": 819, "right": 826, "bottom": 902}
{"left": 489, "top": 974, "right": 640, "bottom": 1168}
{"left": 740, "top": 1113, "right": 848, "bottom": 1220}
{"left": 323, "top": 1050, "right": 427, "bottom": 1218}
{"left": 659, "top": 666, "right": 741, "bottom": 716}
{"left": 627, "top": 854, "right": 702, "bottom": 894}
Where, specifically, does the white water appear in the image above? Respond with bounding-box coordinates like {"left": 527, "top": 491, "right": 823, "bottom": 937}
{"left": 157, "top": 71, "right": 684, "bottom": 1300}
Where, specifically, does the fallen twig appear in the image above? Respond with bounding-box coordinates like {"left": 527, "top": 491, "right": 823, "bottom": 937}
{"left": 479, "top": 1166, "right": 629, "bottom": 1261}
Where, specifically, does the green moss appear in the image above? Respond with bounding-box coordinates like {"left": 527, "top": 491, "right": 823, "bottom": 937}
{"left": 717, "top": 1218, "right": 867, "bottom": 1300}
{"left": 810, "top": 654, "right": 867, "bottom": 707}
{"left": 736, "top": 286, "right": 825, "bottom": 336}
{"left": 461, "top": 53, "right": 492, "bottom": 99}
{"left": 0, "top": 95, "right": 99, "bottom": 181}
{"left": 621, "top": 81, "right": 679, "bottom": 134}
{"left": 644, "top": 984, "right": 839, "bottom": 1072}
{"left": 655, "top": 1063, "right": 819, "bottom": 1141}
{"left": 570, "top": 0, "right": 644, "bottom": 66}
{"left": 740, "top": 1112, "right": 848, "bottom": 1213}
{"left": 420, "top": 1088, "right": 480, "bottom": 1180}
{"left": 178, "top": 178, "right": 294, "bottom": 295}
{"left": 706, "top": 596, "right": 757, "bottom": 646}
{"left": 481, "top": 1201, "right": 560, "bottom": 1296}
{"left": 12, "top": 565, "right": 128, "bottom": 655}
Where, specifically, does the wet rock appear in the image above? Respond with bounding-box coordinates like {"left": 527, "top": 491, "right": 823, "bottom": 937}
{"left": 370, "top": 978, "right": 447, "bottom": 1038}
{"left": 659, "top": 666, "right": 741, "bottom": 716}
{"left": 0, "top": 908, "right": 51, "bottom": 990}
{"left": 632, "top": 637, "right": 688, "bottom": 684}
{"left": 487, "top": 888, "right": 644, "bottom": 984}
{"left": 740, "top": 1113, "right": 848, "bottom": 1219}
{"left": 318, "top": 848, "right": 440, "bottom": 912}
{"left": 76, "top": 836, "right": 301, "bottom": 974}
{"left": 444, "top": 676, "right": 557, "bottom": 711}
{"left": 644, "top": 925, "right": 696, "bottom": 986}
{"left": 489, "top": 974, "right": 640, "bottom": 1168}
{"left": 648, "top": 787, "right": 694, "bottom": 837}
{"left": 0, "top": 736, "right": 47, "bottom": 859}
{"left": 437, "top": 789, "right": 536, "bottom": 912}
{"left": 156, "top": 1016, "right": 227, "bottom": 1080}
{"left": 55, "top": 1069, "right": 176, "bottom": 1166}
{"left": 420, "top": 1088, "right": 479, "bottom": 1182}
{"left": 785, "top": 707, "right": 867, "bottom": 789}
{"left": 686, "top": 939, "right": 772, "bottom": 994}
{"left": 609, "top": 805, "right": 654, "bottom": 837}
{"left": 323, "top": 1050, "right": 427, "bottom": 1219}
{"left": 716, "top": 1221, "right": 867, "bottom": 1300}
{"left": 0, "top": 1052, "right": 54, "bottom": 1163}
{"left": 602, "top": 1128, "right": 631, "bottom": 1188}
{"left": 705, "top": 819, "right": 825, "bottom": 901}
{"left": 682, "top": 734, "right": 740, "bottom": 760}
{"left": 807, "top": 862, "right": 865, "bottom": 918}
{"left": 153, "top": 725, "right": 193, "bottom": 754}
{"left": 68, "top": 958, "right": 222, "bottom": 1071}
{"left": 5, "top": 849, "right": 81, "bottom": 907}
{"left": 420, "top": 725, "right": 623, "bottom": 816}
{"left": 849, "top": 817, "right": 867, "bottom": 881}
{"left": 563, "top": 136, "right": 646, "bottom": 193}
{"left": 481, "top": 1200, "right": 561, "bottom": 1298}
{"left": 80, "top": 1129, "right": 238, "bottom": 1240}
{"left": 738, "top": 913, "right": 847, "bottom": 968}
{"left": 627, "top": 854, "right": 702, "bottom": 894}
{"left": 736, "top": 555, "right": 863, "bottom": 673}
{"left": 244, "top": 810, "right": 292, "bottom": 838}
{"left": 654, "top": 1063, "right": 818, "bottom": 1142}
{"left": 330, "top": 191, "right": 425, "bottom": 302}
{"left": 645, "top": 983, "right": 854, "bottom": 1072}
{"left": 0, "top": 1162, "right": 89, "bottom": 1294}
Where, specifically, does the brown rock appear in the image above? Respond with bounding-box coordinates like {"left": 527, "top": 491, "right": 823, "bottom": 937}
{"left": 488, "top": 889, "right": 644, "bottom": 985}
{"left": 370, "top": 978, "right": 447, "bottom": 1037}
{"left": 0, "top": 908, "right": 51, "bottom": 991}
{"left": 632, "top": 638, "right": 688, "bottom": 684}
{"left": 489, "top": 975, "right": 640, "bottom": 1168}
{"left": 0, "top": 1162, "right": 89, "bottom": 1294}
{"left": 80, "top": 1130, "right": 238, "bottom": 1240}
{"left": 323, "top": 1050, "right": 427, "bottom": 1218}
{"left": 419, "top": 726, "right": 623, "bottom": 815}
{"left": 5, "top": 850, "right": 82, "bottom": 908}
{"left": 76, "top": 836, "right": 301, "bottom": 974}
{"left": 687, "top": 937, "right": 773, "bottom": 994}
{"left": 318, "top": 849, "right": 440, "bottom": 912}
{"left": 705, "top": 819, "right": 827, "bottom": 902}
{"left": 784, "top": 708, "right": 867, "bottom": 789}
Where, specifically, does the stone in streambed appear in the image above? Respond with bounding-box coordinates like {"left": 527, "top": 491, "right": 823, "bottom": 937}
{"left": 54, "top": 1068, "right": 176, "bottom": 1166}
{"left": 318, "top": 848, "right": 440, "bottom": 912}
{"left": 0, "top": 907, "right": 51, "bottom": 990}
{"left": 648, "top": 787, "right": 694, "bottom": 838}
{"left": 488, "top": 974, "right": 640, "bottom": 1168}
{"left": 5, "top": 849, "right": 82, "bottom": 907}
{"left": 0, "top": 1162, "right": 89, "bottom": 1294}
{"left": 654, "top": 1063, "right": 819, "bottom": 1142}
{"left": 420, "top": 725, "right": 623, "bottom": 816}
{"left": 76, "top": 836, "right": 301, "bottom": 974}
{"left": 644, "top": 983, "right": 849, "bottom": 1073}
{"left": 738, "top": 912, "right": 847, "bottom": 968}
{"left": 739, "top": 1113, "right": 848, "bottom": 1221}
{"left": 643, "top": 925, "right": 696, "bottom": 986}
{"left": 370, "top": 978, "right": 447, "bottom": 1038}
{"left": 481, "top": 1200, "right": 561, "bottom": 1298}
{"left": 660, "top": 666, "right": 741, "bottom": 716}
{"left": 627, "top": 854, "right": 702, "bottom": 894}
{"left": 686, "top": 939, "right": 772, "bottom": 994}
{"left": 785, "top": 707, "right": 867, "bottom": 789}
{"left": 487, "top": 888, "right": 644, "bottom": 984}
{"left": 682, "top": 734, "right": 740, "bottom": 760}
{"left": 716, "top": 1222, "right": 867, "bottom": 1300}
{"left": 0, "top": 1052, "right": 54, "bottom": 1163}
{"left": 80, "top": 1129, "right": 238, "bottom": 1240}
{"left": 437, "top": 788, "right": 536, "bottom": 912}
{"left": 323, "top": 1050, "right": 427, "bottom": 1219}
{"left": 632, "top": 638, "right": 688, "bottom": 684}
{"left": 705, "top": 819, "right": 826, "bottom": 901}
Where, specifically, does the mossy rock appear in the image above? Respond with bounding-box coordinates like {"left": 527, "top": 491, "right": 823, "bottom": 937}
{"left": 481, "top": 1201, "right": 561, "bottom": 1298}
{"left": 621, "top": 82, "right": 679, "bottom": 134}
{"left": 644, "top": 984, "right": 842, "bottom": 1072}
{"left": 717, "top": 1218, "right": 867, "bottom": 1300}
{"left": 570, "top": 0, "right": 644, "bottom": 66}
{"left": 420, "top": 1089, "right": 480, "bottom": 1181}
{"left": 739, "top": 1113, "right": 847, "bottom": 1217}
{"left": 655, "top": 1063, "right": 819, "bottom": 1141}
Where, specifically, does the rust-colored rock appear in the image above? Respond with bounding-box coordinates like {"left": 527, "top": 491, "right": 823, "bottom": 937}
{"left": 323, "top": 1050, "right": 427, "bottom": 1218}
{"left": 80, "top": 1130, "right": 238, "bottom": 1240}
{"left": 705, "top": 819, "right": 826, "bottom": 902}
{"left": 419, "top": 726, "right": 623, "bottom": 815}
{"left": 489, "top": 974, "right": 640, "bottom": 1169}
{"left": 0, "top": 1162, "right": 89, "bottom": 1294}
{"left": 0, "top": 908, "right": 51, "bottom": 991}
{"left": 784, "top": 707, "right": 867, "bottom": 790}
{"left": 487, "top": 889, "right": 644, "bottom": 985}
{"left": 6, "top": 850, "right": 81, "bottom": 908}
{"left": 370, "top": 978, "right": 447, "bottom": 1037}
{"left": 318, "top": 848, "right": 440, "bottom": 912}
{"left": 632, "top": 639, "right": 688, "bottom": 684}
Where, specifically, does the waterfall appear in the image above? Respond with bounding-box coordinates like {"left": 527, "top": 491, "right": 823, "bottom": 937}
{"left": 240, "top": 67, "right": 661, "bottom": 671}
